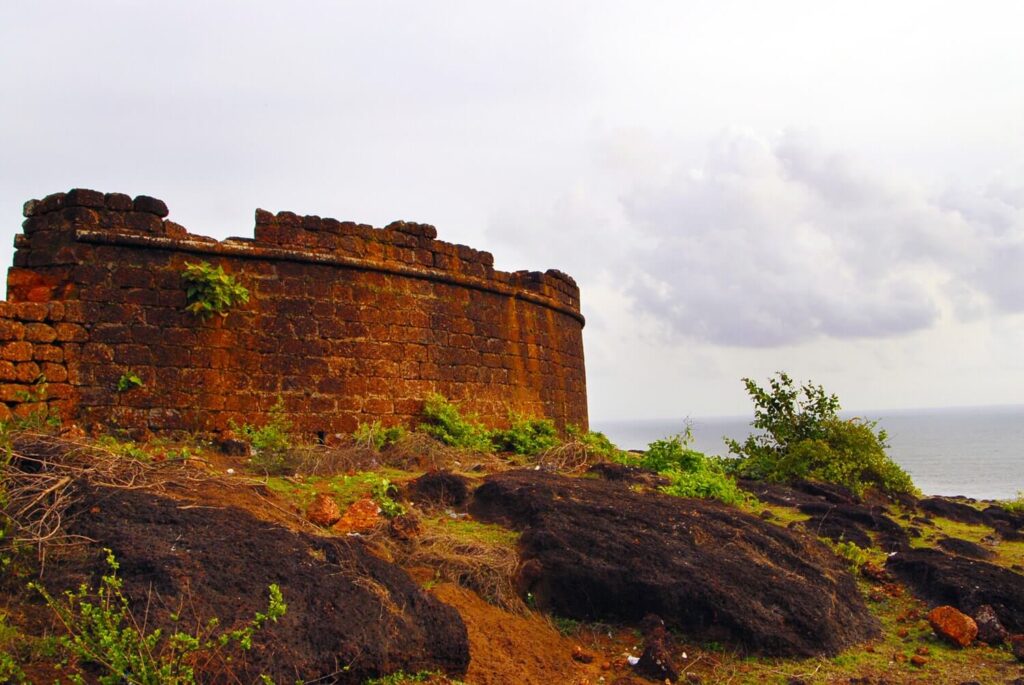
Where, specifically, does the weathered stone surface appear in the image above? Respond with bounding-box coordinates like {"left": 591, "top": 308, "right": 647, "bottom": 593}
{"left": 305, "top": 493, "right": 341, "bottom": 527}
{"left": 53, "top": 482, "right": 469, "bottom": 683}
{"left": 0, "top": 188, "right": 588, "bottom": 436}
{"left": 937, "top": 536, "right": 995, "bottom": 560}
{"left": 927, "top": 605, "right": 977, "bottom": 647}
{"left": 973, "top": 604, "right": 1008, "bottom": 645}
{"left": 797, "top": 501, "right": 908, "bottom": 551}
{"left": 887, "top": 547, "right": 1024, "bottom": 632}
{"left": 333, "top": 497, "right": 382, "bottom": 534}
{"left": 470, "top": 470, "right": 879, "bottom": 657}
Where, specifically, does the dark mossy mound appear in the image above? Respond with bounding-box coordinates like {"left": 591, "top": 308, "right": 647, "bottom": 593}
{"left": 405, "top": 470, "right": 472, "bottom": 509}
{"left": 887, "top": 547, "right": 1024, "bottom": 633}
{"left": 470, "top": 470, "right": 879, "bottom": 657}
{"left": 797, "top": 502, "right": 909, "bottom": 552}
{"left": 918, "top": 497, "right": 992, "bottom": 527}
{"left": 50, "top": 484, "right": 469, "bottom": 684}
{"left": 936, "top": 536, "right": 996, "bottom": 560}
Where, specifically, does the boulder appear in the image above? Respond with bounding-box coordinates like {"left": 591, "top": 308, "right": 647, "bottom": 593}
{"left": 972, "top": 604, "right": 1008, "bottom": 645}
{"left": 918, "top": 498, "right": 991, "bottom": 526}
{"left": 927, "top": 605, "right": 977, "bottom": 647}
{"left": 405, "top": 470, "right": 471, "bottom": 508}
{"left": 305, "top": 493, "right": 341, "bottom": 527}
{"left": 886, "top": 547, "right": 1024, "bottom": 632}
{"left": 470, "top": 470, "right": 879, "bottom": 657}
{"left": 936, "top": 536, "right": 995, "bottom": 560}
{"left": 332, "top": 497, "right": 382, "bottom": 534}
{"left": 589, "top": 461, "right": 670, "bottom": 487}
{"left": 56, "top": 483, "right": 469, "bottom": 683}
{"left": 797, "top": 501, "right": 908, "bottom": 551}
{"left": 635, "top": 625, "right": 679, "bottom": 682}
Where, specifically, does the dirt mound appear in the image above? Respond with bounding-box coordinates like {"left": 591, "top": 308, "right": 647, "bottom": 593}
{"left": 470, "top": 470, "right": 879, "bottom": 657}
{"left": 886, "top": 547, "right": 1024, "bottom": 633}
{"left": 49, "top": 483, "right": 469, "bottom": 683}
{"left": 797, "top": 502, "right": 908, "bottom": 552}
{"left": 405, "top": 471, "right": 472, "bottom": 509}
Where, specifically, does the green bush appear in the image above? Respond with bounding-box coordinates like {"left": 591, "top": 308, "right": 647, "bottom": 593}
{"left": 181, "top": 262, "right": 249, "bottom": 320}
{"left": 827, "top": 539, "right": 870, "bottom": 572}
{"left": 490, "top": 414, "right": 559, "bottom": 456}
{"left": 1001, "top": 492, "right": 1024, "bottom": 514}
{"left": 726, "top": 373, "right": 917, "bottom": 497}
{"left": 418, "top": 394, "right": 493, "bottom": 453}
{"left": 617, "top": 431, "right": 749, "bottom": 507}
{"left": 353, "top": 421, "right": 406, "bottom": 451}
{"left": 31, "top": 550, "right": 285, "bottom": 685}
{"left": 231, "top": 398, "right": 292, "bottom": 475}
{"left": 563, "top": 425, "right": 622, "bottom": 461}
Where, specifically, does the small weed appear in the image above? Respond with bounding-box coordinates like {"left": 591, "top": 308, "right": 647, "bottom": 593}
{"left": 1001, "top": 491, "right": 1024, "bottom": 514}
{"left": 370, "top": 478, "right": 405, "bottom": 518}
{"left": 96, "top": 435, "right": 150, "bottom": 462}
{"left": 116, "top": 373, "right": 144, "bottom": 392}
{"left": 490, "top": 414, "right": 559, "bottom": 456}
{"left": 353, "top": 421, "right": 406, "bottom": 451}
{"left": 181, "top": 262, "right": 249, "bottom": 319}
{"left": 551, "top": 616, "right": 581, "bottom": 637}
{"left": 232, "top": 398, "right": 292, "bottom": 475}
{"left": 31, "top": 549, "right": 286, "bottom": 685}
{"left": 364, "top": 671, "right": 463, "bottom": 685}
{"left": 827, "top": 539, "right": 870, "bottom": 572}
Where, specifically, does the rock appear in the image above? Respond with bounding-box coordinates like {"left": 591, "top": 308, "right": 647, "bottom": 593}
{"left": 918, "top": 498, "right": 991, "bottom": 526}
{"left": 57, "top": 483, "right": 469, "bottom": 683}
{"left": 405, "top": 470, "right": 471, "bottom": 509}
{"left": 470, "top": 470, "right": 879, "bottom": 657}
{"left": 332, "top": 497, "right": 382, "bottom": 534}
{"left": 571, "top": 645, "right": 595, "bottom": 664}
{"left": 388, "top": 513, "right": 421, "bottom": 540}
{"left": 218, "top": 437, "right": 251, "bottom": 457}
{"left": 886, "top": 547, "right": 1024, "bottom": 632}
{"left": 973, "top": 604, "right": 1008, "bottom": 645}
{"left": 936, "top": 536, "right": 996, "bottom": 560}
{"left": 927, "top": 605, "right": 978, "bottom": 647}
{"left": 910, "top": 654, "right": 928, "bottom": 667}
{"left": 797, "top": 502, "right": 908, "bottom": 551}
{"left": 132, "top": 194, "right": 169, "bottom": 217}
{"left": 860, "top": 562, "right": 890, "bottom": 583}
{"left": 305, "top": 493, "right": 341, "bottom": 527}
{"left": 1011, "top": 634, "right": 1024, "bottom": 661}
{"left": 634, "top": 625, "right": 678, "bottom": 682}
{"left": 589, "top": 461, "right": 670, "bottom": 487}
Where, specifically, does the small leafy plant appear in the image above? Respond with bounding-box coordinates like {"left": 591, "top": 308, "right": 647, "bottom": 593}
{"left": 1001, "top": 492, "right": 1024, "bottom": 514}
{"left": 116, "top": 373, "right": 144, "bottom": 392}
{"left": 353, "top": 421, "right": 406, "bottom": 451}
{"left": 31, "top": 549, "right": 286, "bottom": 685}
{"left": 371, "top": 477, "right": 406, "bottom": 518}
{"left": 231, "top": 398, "right": 292, "bottom": 475}
{"left": 181, "top": 262, "right": 249, "bottom": 319}
{"left": 827, "top": 539, "right": 870, "bottom": 572}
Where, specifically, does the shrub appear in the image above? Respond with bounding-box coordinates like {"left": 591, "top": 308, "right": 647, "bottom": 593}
{"left": 827, "top": 539, "right": 870, "bottom": 572}
{"left": 181, "top": 262, "right": 249, "bottom": 319}
{"left": 563, "top": 425, "right": 622, "bottom": 461}
{"left": 618, "top": 431, "right": 750, "bottom": 507}
{"left": 726, "top": 373, "right": 916, "bottom": 497}
{"left": 1001, "top": 492, "right": 1024, "bottom": 514}
{"left": 353, "top": 421, "right": 406, "bottom": 451}
{"left": 490, "top": 414, "right": 559, "bottom": 456}
{"left": 31, "top": 550, "right": 285, "bottom": 685}
{"left": 418, "top": 394, "right": 493, "bottom": 453}
{"left": 231, "top": 398, "right": 292, "bottom": 475}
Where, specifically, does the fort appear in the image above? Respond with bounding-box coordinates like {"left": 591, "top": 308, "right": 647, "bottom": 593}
{"left": 0, "top": 189, "right": 587, "bottom": 437}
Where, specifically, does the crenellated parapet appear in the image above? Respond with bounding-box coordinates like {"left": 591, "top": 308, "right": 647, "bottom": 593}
{"left": 4, "top": 189, "right": 588, "bottom": 436}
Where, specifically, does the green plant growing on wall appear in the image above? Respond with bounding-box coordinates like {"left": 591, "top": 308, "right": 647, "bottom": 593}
{"left": 181, "top": 262, "right": 249, "bottom": 319}
{"left": 30, "top": 549, "right": 286, "bottom": 685}
{"left": 116, "top": 373, "right": 144, "bottom": 393}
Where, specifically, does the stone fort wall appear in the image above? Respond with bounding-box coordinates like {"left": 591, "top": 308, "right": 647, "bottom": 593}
{"left": 0, "top": 188, "right": 587, "bottom": 437}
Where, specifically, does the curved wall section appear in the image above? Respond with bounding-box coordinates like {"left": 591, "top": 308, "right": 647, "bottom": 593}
{"left": 2, "top": 189, "right": 587, "bottom": 436}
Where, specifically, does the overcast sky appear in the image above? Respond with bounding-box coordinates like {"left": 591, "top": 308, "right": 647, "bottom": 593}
{"left": 3, "top": 1, "right": 1023, "bottom": 420}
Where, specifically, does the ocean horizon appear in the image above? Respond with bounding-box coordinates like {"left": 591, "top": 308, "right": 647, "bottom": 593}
{"left": 591, "top": 404, "right": 1024, "bottom": 501}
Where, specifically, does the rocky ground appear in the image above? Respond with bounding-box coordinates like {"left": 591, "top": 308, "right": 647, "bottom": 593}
{"left": 1, "top": 431, "right": 1023, "bottom": 684}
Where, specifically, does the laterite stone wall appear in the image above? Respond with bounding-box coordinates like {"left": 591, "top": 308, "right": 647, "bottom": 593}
{"left": 2, "top": 189, "right": 587, "bottom": 437}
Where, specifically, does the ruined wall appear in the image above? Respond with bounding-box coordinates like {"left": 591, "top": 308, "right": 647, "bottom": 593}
{"left": 3, "top": 188, "right": 587, "bottom": 436}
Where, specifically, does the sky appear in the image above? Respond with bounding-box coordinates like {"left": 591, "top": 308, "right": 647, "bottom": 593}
{"left": 2, "top": 1, "right": 1023, "bottom": 421}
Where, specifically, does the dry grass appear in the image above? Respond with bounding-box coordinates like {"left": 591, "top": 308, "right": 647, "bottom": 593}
{"left": 536, "top": 439, "right": 603, "bottom": 474}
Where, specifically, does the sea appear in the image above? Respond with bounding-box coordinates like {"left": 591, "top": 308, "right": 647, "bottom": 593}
{"left": 592, "top": 405, "right": 1024, "bottom": 501}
